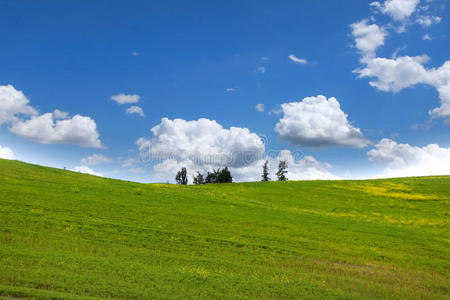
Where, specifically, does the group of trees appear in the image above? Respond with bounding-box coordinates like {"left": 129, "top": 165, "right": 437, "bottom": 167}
{"left": 176, "top": 167, "right": 232, "bottom": 185}
{"left": 262, "top": 160, "right": 288, "bottom": 182}
{"left": 175, "top": 160, "right": 288, "bottom": 185}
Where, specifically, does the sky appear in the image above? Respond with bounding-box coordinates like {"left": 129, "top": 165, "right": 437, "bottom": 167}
{"left": 0, "top": 0, "right": 449, "bottom": 183}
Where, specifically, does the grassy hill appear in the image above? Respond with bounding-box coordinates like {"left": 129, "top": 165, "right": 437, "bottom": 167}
{"left": 0, "top": 159, "right": 448, "bottom": 299}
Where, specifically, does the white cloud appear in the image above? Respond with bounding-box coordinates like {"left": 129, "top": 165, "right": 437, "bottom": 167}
{"left": 351, "top": 20, "right": 387, "bottom": 59}
{"left": 257, "top": 67, "right": 266, "bottom": 74}
{"left": 351, "top": 4, "right": 450, "bottom": 123}
{"left": 422, "top": 33, "right": 432, "bottom": 40}
{"left": 354, "top": 55, "right": 450, "bottom": 122}
{"left": 354, "top": 55, "right": 430, "bottom": 92}
{"left": 255, "top": 104, "right": 265, "bottom": 112}
{"left": 126, "top": 106, "right": 145, "bottom": 117}
{"left": 10, "top": 112, "right": 102, "bottom": 148}
{"left": 368, "top": 139, "right": 450, "bottom": 177}
{"left": 226, "top": 88, "right": 236, "bottom": 92}
{"left": 275, "top": 95, "right": 370, "bottom": 148}
{"left": 111, "top": 93, "right": 140, "bottom": 105}
{"left": 137, "top": 118, "right": 265, "bottom": 168}
{"left": 73, "top": 165, "right": 103, "bottom": 177}
{"left": 288, "top": 54, "right": 307, "bottom": 65}
{"left": 52, "top": 109, "right": 69, "bottom": 119}
{"left": 0, "top": 84, "right": 38, "bottom": 125}
{"left": 416, "top": 15, "right": 441, "bottom": 27}
{"left": 373, "top": 0, "right": 420, "bottom": 21}
{"left": 0, "top": 84, "right": 103, "bottom": 148}
{"left": 0, "top": 145, "right": 15, "bottom": 160}
{"left": 80, "top": 154, "right": 111, "bottom": 165}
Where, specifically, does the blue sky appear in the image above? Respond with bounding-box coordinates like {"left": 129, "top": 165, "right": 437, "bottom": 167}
{"left": 0, "top": 0, "right": 449, "bottom": 182}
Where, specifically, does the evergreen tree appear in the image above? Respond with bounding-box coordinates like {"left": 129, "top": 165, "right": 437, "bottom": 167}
{"left": 175, "top": 167, "right": 188, "bottom": 185}
{"left": 262, "top": 159, "right": 270, "bottom": 182}
{"left": 217, "top": 167, "right": 233, "bottom": 183}
{"left": 205, "top": 170, "right": 217, "bottom": 184}
{"left": 203, "top": 167, "right": 233, "bottom": 184}
{"left": 276, "top": 160, "right": 288, "bottom": 181}
{"left": 193, "top": 172, "right": 204, "bottom": 185}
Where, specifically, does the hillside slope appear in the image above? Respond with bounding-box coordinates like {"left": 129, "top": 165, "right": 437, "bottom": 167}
{"left": 0, "top": 159, "right": 449, "bottom": 299}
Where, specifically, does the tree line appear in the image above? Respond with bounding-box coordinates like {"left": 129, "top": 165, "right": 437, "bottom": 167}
{"left": 175, "top": 160, "right": 288, "bottom": 184}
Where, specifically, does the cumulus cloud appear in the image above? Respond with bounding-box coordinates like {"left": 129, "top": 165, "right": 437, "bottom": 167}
{"left": 371, "top": 0, "right": 420, "bottom": 21}
{"left": 80, "top": 154, "right": 111, "bottom": 165}
{"left": 368, "top": 139, "right": 450, "bottom": 177}
{"left": 10, "top": 112, "right": 102, "bottom": 148}
{"left": 354, "top": 56, "right": 450, "bottom": 122}
{"left": 354, "top": 55, "right": 430, "bottom": 92}
{"left": 351, "top": 3, "right": 450, "bottom": 123}
{"left": 0, "top": 145, "right": 15, "bottom": 160}
{"left": 0, "top": 84, "right": 103, "bottom": 147}
{"left": 275, "top": 95, "right": 370, "bottom": 148}
{"left": 73, "top": 165, "right": 103, "bottom": 177}
{"left": 126, "top": 106, "right": 145, "bottom": 117}
{"left": 288, "top": 54, "right": 308, "bottom": 65}
{"left": 351, "top": 20, "right": 387, "bottom": 59}
{"left": 136, "top": 118, "right": 266, "bottom": 182}
{"left": 111, "top": 93, "right": 140, "bottom": 105}
{"left": 137, "top": 118, "right": 265, "bottom": 168}
{"left": 0, "top": 84, "right": 38, "bottom": 125}
{"left": 422, "top": 34, "right": 432, "bottom": 40}
{"left": 255, "top": 104, "right": 265, "bottom": 112}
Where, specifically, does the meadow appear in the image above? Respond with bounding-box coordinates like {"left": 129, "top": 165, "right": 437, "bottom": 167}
{"left": 0, "top": 159, "right": 448, "bottom": 299}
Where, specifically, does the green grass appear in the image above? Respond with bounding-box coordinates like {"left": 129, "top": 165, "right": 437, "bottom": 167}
{"left": 0, "top": 159, "right": 449, "bottom": 299}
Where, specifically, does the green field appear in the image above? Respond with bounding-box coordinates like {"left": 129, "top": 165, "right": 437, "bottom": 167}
{"left": 0, "top": 159, "right": 449, "bottom": 299}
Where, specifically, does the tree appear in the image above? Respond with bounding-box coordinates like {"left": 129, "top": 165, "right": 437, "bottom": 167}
{"left": 217, "top": 167, "right": 233, "bottom": 183}
{"left": 193, "top": 172, "right": 204, "bottom": 185}
{"left": 261, "top": 159, "right": 270, "bottom": 182}
{"left": 175, "top": 167, "right": 188, "bottom": 185}
{"left": 205, "top": 170, "right": 217, "bottom": 184}
{"left": 276, "top": 160, "right": 288, "bottom": 181}
{"left": 203, "top": 167, "right": 233, "bottom": 184}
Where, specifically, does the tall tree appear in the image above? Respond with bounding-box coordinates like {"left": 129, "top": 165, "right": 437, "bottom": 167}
{"left": 261, "top": 159, "right": 270, "bottom": 182}
{"left": 217, "top": 167, "right": 233, "bottom": 183}
{"left": 276, "top": 160, "right": 288, "bottom": 181}
{"left": 193, "top": 172, "right": 204, "bottom": 185}
{"left": 175, "top": 167, "right": 188, "bottom": 185}
{"left": 203, "top": 168, "right": 233, "bottom": 184}
{"left": 205, "top": 170, "right": 217, "bottom": 184}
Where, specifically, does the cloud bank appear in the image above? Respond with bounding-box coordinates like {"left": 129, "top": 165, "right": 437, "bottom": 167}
{"left": 368, "top": 139, "right": 450, "bottom": 177}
